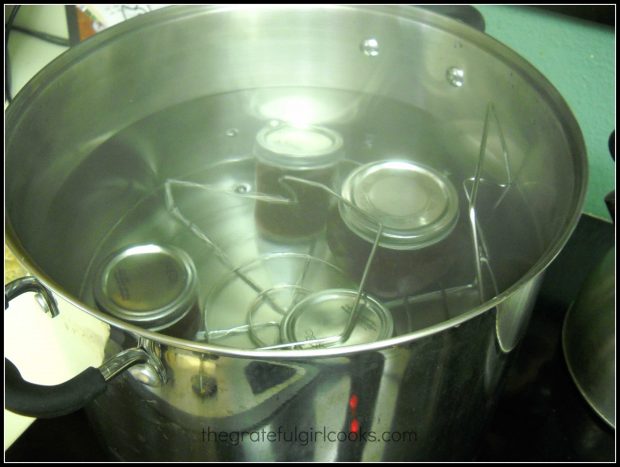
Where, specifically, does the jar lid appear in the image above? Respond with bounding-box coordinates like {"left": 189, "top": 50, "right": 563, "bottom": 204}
{"left": 280, "top": 289, "right": 393, "bottom": 348}
{"left": 255, "top": 122, "right": 344, "bottom": 169}
{"left": 339, "top": 160, "right": 459, "bottom": 250}
{"left": 93, "top": 244, "right": 197, "bottom": 331}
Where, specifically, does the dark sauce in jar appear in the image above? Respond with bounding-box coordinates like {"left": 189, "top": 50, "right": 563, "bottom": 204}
{"left": 254, "top": 122, "right": 344, "bottom": 241}
{"left": 255, "top": 162, "right": 336, "bottom": 239}
{"left": 326, "top": 160, "right": 473, "bottom": 300}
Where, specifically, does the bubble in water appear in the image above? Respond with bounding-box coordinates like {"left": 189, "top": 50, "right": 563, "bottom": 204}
{"left": 360, "top": 38, "right": 380, "bottom": 57}
{"left": 234, "top": 183, "right": 251, "bottom": 194}
{"left": 225, "top": 128, "right": 239, "bottom": 137}
{"left": 446, "top": 67, "right": 465, "bottom": 87}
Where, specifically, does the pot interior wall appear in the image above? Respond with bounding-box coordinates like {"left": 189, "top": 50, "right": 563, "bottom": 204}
{"left": 6, "top": 6, "right": 584, "bottom": 344}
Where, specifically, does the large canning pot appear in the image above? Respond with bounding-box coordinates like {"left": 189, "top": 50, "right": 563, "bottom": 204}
{"left": 5, "top": 5, "right": 587, "bottom": 461}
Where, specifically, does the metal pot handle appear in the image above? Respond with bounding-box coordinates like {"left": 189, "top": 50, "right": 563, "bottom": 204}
{"left": 5, "top": 276, "right": 165, "bottom": 419}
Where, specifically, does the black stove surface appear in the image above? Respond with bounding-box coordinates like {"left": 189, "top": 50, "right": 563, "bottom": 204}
{"left": 5, "top": 215, "right": 615, "bottom": 462}
{"left": 478, "top": 213, "right": 615, "bottom": 462}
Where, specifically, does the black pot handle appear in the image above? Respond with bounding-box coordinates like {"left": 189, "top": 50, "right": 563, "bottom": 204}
{"left": 4, "top": 276, "right": 165, "bottom": 419}
{"left": 605, "top": 131, "right": 615, "bottom": 222}
{"left": 5, "top": 359, "right": 107, "bottom": 419}
{"left": 4, "top": 276, "right": 107, "bottom": 418}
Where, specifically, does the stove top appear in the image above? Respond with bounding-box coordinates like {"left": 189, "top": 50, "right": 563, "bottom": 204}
{"left": 482, "top": 212, "right": 615, "bottom": 462}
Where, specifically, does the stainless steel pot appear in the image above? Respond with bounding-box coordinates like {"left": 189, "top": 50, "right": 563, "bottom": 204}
{"left": 5, "top": 5, "right": 587, "bottom": 461}
{"left": 561, "top": 247, "right": 615, "bottom": 460}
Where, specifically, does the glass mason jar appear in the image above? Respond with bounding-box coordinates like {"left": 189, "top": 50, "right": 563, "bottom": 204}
{"left": 254, "top": 122, "right": 344, "bottom": 241}
{"left": 326, "top": 160, "right": 472, "bottom": 300}
{"left": 93, "top": 243, "right": 200, "bottom": 339}
{"left": 280, "top": 288, "right": 394, "bottom": 349}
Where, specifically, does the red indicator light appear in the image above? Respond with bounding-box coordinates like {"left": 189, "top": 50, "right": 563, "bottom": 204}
{"left": 350, "top": 418, "right": 360, "bottom": 434}
{"left": 349, "top": 394, "right": 359, "bottom": 411}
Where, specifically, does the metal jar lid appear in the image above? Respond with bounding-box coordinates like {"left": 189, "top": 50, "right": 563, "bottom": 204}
{"left": 280, "top": 289, "right": 393, "bottom": 348}
{"left": 339, "top": 160, "right": 460, "bottom": 250}
{"left": 255, "top": 121, "right": 344, "bottom": 169}
{"left": 93, "top": 244, "right": 197, "bottom": 331}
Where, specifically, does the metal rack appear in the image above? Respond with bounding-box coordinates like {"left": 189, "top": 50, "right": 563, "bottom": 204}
{"left": 164, "top": 103, "right": 510, "bottom": 349}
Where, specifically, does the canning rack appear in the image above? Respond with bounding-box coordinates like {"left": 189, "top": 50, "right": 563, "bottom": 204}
{"left": 463, "top": 102, "right": 510, "bottom": 303}
{"left": 382, "top": 104, "right": 513, "bottom": 324}
{"left": 163, "top": 103, "right": 511, "bottom": 349}
{"left": 164, "top": 170, "right": 385, "bottom": 349}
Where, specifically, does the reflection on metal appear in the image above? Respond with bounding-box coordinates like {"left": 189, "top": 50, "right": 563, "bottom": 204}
{"left": 495, "top": 275, "right": 541, "bottom": 353}
{"left": 99, "top": 345, "right": 166, "bottom": 385}
{"left": 446, "top": 66, "right": 465, "bottom": 88}
{"left": 191, "top": 355, "right": 218, "bottom": 398}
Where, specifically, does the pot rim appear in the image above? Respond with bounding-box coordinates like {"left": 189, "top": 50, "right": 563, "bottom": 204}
{"left": 5, "top": 5, "right": 588, "bottom": 359}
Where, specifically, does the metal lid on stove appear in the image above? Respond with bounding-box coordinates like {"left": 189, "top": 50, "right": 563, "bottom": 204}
{"left": 255, "top": 121, "right": 344, "bottom": 169}
{"left": 93, "top": 243, "right": 197, "bottom": 331}
{"left": 339, "top": 160, "right": 459, "bottom": 250}
{"left": 280, "top": 289, "right": 393, "bottom": 348}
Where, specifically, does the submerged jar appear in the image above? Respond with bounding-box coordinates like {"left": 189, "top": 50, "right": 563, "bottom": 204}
{"left": 280, "top": 288, "right": 394, "bottom": 349}
{"left": 327, "top": 160, "right": 472, "bottom": 300}
{"left": 93, "top": 243, "right": 200, "bottom": 339}
{"left": 254, "top": 121, "right": 344, "bottom": 240}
